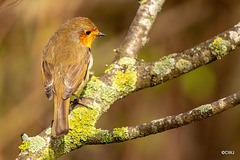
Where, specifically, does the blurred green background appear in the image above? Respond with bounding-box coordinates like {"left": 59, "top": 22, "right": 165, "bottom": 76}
{"left": 0, "top": 0, "right": 240, "bottom": 159}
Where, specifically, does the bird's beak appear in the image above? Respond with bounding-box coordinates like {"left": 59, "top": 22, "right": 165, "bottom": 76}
{"left": 96, "top": 32, "right": 106, "bottom": 37}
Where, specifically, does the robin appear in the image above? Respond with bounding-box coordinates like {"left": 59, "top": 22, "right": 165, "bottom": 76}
{"left": 41, "top": 17, "right": 105, "bottom": 137}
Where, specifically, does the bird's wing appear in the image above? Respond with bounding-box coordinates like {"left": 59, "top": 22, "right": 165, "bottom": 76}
{"left": 62, "top": 53, "right": 90, "bottom": 100}
{"left": 41, "top": 60, "right": 54, "bottom": 100}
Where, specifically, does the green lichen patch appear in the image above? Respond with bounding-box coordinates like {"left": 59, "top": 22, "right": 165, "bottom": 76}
{"left": 97, "top": 130, "right": 113, "bottom": 144}
{"left": 104, "top": 64, "right": 114, "bottom": 73}
{"left": 160, "top": 53, "right": 178, "bottom": 60}
{"left": 196, "top": 104, "right": 213, "bottom": 116}
{"left": 64, "top": 107, "right": 100, "bottom": 151}
{"left": 69, "top": 107, "right": 99, "bottom": 130}
{"left": 81, "top": 76, "right": 103, "bottom": 99}
{"left": 45, "top": 128, "right": 52, "bottom": 135}
{"left": 153, "top": 58, "right": 175, "bottom": 76}
{"left": 209, "top": 37, "right": 230, "bottom": 59}
{"left": 80, "top": 74, "right": 118, "bottom": 111}
{"left": 113, "top": 127, "right": 129, "bottom": 141}
{"left": 19, "top": 134, "right": 46, "bottom": 153}
{"left": 54, "top": 138, "right": 62, "bottom": 148}
{"left": 138, "top": 0, "right": 147, "bottom": 5}
{"left": 41, "top": 148, "right": 54, "bottom": 160}
{"left": 100, "top": 85, "right": 117, "bottom": 111}
{"left": 112, "top": 69, "right": 137, "bottom": 93}
{"left": 176, "top": 58, "right": 192, "bottom": 73}
{"left": 28, "top": 136, "right": 46, "bottom": 153}
{"left": 19, "top": 134, "right": 30, "bottom": 152}
{"left": 118, "top": 57, "right": 136, "bottom": 66}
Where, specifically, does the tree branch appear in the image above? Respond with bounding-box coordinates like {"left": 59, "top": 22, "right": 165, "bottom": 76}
{"left": 134, "top": 23, "right": 240, "bottom": 90}
{"left": 99, "top": 22, "right": 240, "bottom": 98}
{"left": 114, "top": 0, "right": 166, "bottom": 60}
{"left": 87, "top": 91, "right": 240, "bottom": 144}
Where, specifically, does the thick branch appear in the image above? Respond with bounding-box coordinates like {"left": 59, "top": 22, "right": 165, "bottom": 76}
{"left": 99, "top": 23, "right": 240, "bottom": 100}
{"left": 135, "top": 23, "right": 240, "bottom": 90}
{"left": 87, "top": 91, "right": 240, "bottom": 144}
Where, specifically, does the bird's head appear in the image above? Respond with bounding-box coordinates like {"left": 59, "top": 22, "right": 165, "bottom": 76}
{"left": 62, "top": 17, "right": 106, "bottom": 48}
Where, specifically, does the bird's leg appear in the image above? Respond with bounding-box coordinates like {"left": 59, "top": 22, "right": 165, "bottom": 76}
{"left": 71, "top": 93, "right": 92, "bottom": 109}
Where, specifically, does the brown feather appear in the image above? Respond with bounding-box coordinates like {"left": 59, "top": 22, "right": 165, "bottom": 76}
{"left": 41, "top": 60, "right": 54, "bottom": 100}
{"left": 52, "top": 96, "right": 70, "bottom": 136}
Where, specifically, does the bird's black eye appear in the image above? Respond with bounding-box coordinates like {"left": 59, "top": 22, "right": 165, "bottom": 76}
{"left": 86, "top": 30, "right": 91, "bottom": 35}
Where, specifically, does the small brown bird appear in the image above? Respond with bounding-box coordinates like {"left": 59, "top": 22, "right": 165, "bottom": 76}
{"left": 41, "top": 17, "right": 105, "bottom": 137}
